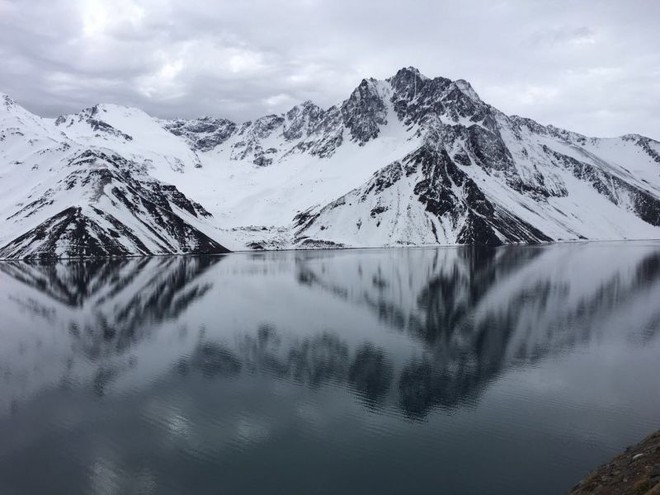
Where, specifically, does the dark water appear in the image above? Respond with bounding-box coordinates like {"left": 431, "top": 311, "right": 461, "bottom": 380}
{"left": 1, "top": 243, "right": 660, "bottom": 495}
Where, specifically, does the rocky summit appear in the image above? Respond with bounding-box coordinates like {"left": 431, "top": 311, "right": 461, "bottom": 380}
{"left": 1, "top": 67, "right": 660, "bottom": 258}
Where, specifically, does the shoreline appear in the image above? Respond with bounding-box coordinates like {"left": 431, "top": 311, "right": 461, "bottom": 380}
{"left": 1, "top": 237, "right": 660, "bottom": 262}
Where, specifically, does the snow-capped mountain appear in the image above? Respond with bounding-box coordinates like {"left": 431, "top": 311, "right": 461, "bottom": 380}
{"left": 0, "top": 96, "right": 227, "bottom": 258}
{"left": 1, "top": 67, "right": 660, "bottom": 258}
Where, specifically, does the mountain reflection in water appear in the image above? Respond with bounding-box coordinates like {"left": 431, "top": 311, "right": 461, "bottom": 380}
{"left": 1, "top": 243, "right": 660, "bottom": 495}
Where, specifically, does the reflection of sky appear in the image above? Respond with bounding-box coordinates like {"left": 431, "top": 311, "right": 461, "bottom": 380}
{"left": 0, "top": 243, "right": 660, "bottom": 494}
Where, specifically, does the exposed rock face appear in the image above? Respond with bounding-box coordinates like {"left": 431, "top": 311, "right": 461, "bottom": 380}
{"left": 162, "top": 117, "right": 237, "bottom": 152}
{"left": 283, "top": 101, "right": 323, "bottom": 140}
{"left": 231, "top": 115, "right": 286, "bottom": 166}
{"left": 341, "top": 78, "right": 388, "bottom": 144}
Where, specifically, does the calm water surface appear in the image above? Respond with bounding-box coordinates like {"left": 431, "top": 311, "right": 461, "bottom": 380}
{"left": 1, "top": 243, "right": 660, "bottom": 495}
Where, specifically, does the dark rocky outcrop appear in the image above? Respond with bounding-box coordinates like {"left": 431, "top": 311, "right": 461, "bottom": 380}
{"left": 341, "top": 78, "right": 388, "bottom": 144}
{"left": 568, "top": 431, "right": 660, "bottom": 495}
{"left": 163, "top": 117, "right": 237, "bottom": 152}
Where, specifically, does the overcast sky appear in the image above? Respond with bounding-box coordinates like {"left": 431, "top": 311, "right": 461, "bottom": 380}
{"left": 1, "top": 0, "right": 658, "bottom": 138}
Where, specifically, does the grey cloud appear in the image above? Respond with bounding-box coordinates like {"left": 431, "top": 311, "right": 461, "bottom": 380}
{"left": 527, "top": 26, "right": 596, "bottom": 47}
{"left": 0, "top": 0, "right": 658, "bottom": 138}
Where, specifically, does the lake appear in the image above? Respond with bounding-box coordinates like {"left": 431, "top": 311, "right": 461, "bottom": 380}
{"left": 1, "top": 242, "right": 659, "bottom": 495}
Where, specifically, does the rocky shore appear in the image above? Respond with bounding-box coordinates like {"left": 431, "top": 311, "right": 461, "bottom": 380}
{"left": 569, "top": 431, "right": 660, "bottom": 494}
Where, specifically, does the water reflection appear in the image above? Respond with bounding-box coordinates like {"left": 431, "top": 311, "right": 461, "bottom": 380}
{"left": 1, "top": 244, "right": 660, "bottom": 495}
{"left": 0, "top": 256, "right": 221, "bottom": 360}
{"left": 2, "top": 245, "right": 660, "bottom": 419}
{"left": 291, "top": 245, "right": 660, "bottom": 417}
{"left": 178, "top": 328, "right": 395, "bottom": 408}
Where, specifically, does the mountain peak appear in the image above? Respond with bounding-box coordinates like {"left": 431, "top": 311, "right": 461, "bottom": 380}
{"left": 453, "top": 79, "right": 480, "bottom": 102}
{"left": 300, "top": 99, "right": 319, "bottom": 109}
{"left": 286, "top": 99, "right": 322, "bottom": 117}
{"left": 341, "top": 77, "right": 388, "bottom": 144}
{"left": 391, "top": 66, "right": 428, "bottom": 80}
{"left": 388, "top": 67, "right": 434, "bottom": 102}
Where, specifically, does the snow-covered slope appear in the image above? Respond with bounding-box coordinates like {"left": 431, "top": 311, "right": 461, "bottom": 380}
{"left": 0, "top": 96, "right": 228, "bottom": 258}
{"left": 1, "top": 67, "right": 660, "bottom": 258}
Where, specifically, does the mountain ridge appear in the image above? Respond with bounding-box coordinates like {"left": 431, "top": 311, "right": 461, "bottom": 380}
{"left": 1, "top": 67, "right": 659, "bottom": 258}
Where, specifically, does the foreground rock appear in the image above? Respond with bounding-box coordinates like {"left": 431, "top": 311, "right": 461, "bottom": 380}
{"left": 569, "top": 431, "right": 660, "bottom": 495}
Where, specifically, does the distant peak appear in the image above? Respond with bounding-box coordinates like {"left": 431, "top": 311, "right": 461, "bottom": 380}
{"left": 388, "top": 67, "right": 431, "bottom": 100}
{"left": 60, "top": 103, "right": 150, "bottom": 122}
{"left": 285, "top": 99, "right": 323, "bottom": 123}
{"left": 288, "top": 99, "right": 321, "bottom": 113}
{"left": 357, "top": 77, "right": 379, "bottom": 89}
{"left": 346, "top": 77, "right": 387, "bottom": 105}
{"left": 94, "top": 103, "right": 144, "bottom": 114}
{"left": 392, "top": 66, "right": 428, "bottom": 80}
{"left": 453, "top": 79, "right": 481, "bottom": 102}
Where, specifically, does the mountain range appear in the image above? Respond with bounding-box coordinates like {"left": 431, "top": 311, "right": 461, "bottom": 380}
{"left": 1, "top": 67, "right": 659, "bottom": 259}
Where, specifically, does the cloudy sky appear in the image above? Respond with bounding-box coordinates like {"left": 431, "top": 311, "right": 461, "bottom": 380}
{"left": 0, "top": 0, "right": 658, "bottom": 138}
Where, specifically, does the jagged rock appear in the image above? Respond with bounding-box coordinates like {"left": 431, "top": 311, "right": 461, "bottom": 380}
{"left": 163, "top": 117, "right": 237, "bottom": 152}
{"left": 341, "top": 78, "right": 388, "bottom": 144}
